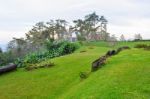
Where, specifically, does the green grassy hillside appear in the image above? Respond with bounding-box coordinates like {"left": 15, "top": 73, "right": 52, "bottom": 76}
{"left": 0, "top": 41, "right": 150, "bottom": 99}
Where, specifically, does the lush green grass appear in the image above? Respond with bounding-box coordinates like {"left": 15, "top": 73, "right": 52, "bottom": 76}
{"left": 0, "top": 41, "right": 150, "bottom": 99}
{"left": 87, "top": 41, "right": 150, "bottom": 48}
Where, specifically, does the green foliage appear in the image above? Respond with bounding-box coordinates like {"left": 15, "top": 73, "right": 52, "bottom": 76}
{"left": 0, "top": 53, "right": 5, "bottom": 66}
{"left": 0, "top": 51, "right": 14, "bottom": 66}
{"left": 144, "top": 45, "right": 150, "bottom": 50}
{"left": 134, "top": 44, "right": 150, "bottom": 51}
{"left": 25, "top": 61, "right": 55, "bottom": 71}
{"left": 79, "top": 72, "right": 89, "bottom": 79}
{"left": 74, "top": 12, "right": 108, "bottom": 41}
{"left": 134, "top": 44, "right": 148, "bottom": 48}
{"left": 45, "top": 40, "right": 80, "bottom": 54}
{"left": 44, "top": 39, "right": 53, "bottom": 50}
{"left": 59, "top": 41, "right": 80, "bottom": 55}
{"left": 0, "top": 47, "right": 2, "bottom": 53}
{"left": 15, "top": 40, "right": 80, "bottom": 67}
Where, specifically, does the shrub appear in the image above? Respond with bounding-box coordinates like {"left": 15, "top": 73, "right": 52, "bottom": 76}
{"left": 59, "top": 42, "right": 80, "bottom": 55}
{"left": 0, "top": 51, "right": 14, "bottom": 67}
{"left": 134, "top": 44, "right": 148, "bottom": 48}
{"left": 144, "top": 46, "right": 150, "bottom": 51}
{"left": 25, "top": 61, "right": 55, "bottom": 71}
{"left": 15, "top": 40, "right": 80, "bottom": 67}
{"left": 80, "top": 50, "right": 87, "bottom": 53}
{"left": 79, "top": 72, "right": 89, "bottom": 79}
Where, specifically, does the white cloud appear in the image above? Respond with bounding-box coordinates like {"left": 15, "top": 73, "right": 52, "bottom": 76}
{"left": 0, "top": 0, "right": 150, "bottom": 48}
{"left": 109, "top": 18, "right": 150, "bottom": 39}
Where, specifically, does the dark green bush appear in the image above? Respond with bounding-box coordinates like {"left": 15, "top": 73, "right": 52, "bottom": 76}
{"left": 79, "top": 72, "right": 89, "bottom": 79}
{"left": 134, "top": 44, "right": 148, "bottom": 48}
{"left": 59, "top": 42, "right": 80, "bottom": 55}
{"left": 0, "top": 51, "right": 14, "bottom": 67}
{"left": 144, "top": 46, "right": 150, "bottom": 51}
{"left": 15, "top": 40, "right": 80, "bottom": 67}
{"left": 134, "top": 44, "right": 150, "bottom": 51}
{"left": 80, "top": 50, "right": 87, "bottom": 53}
{"left": 25, "top": 61, "right": 55, "bottom": 71}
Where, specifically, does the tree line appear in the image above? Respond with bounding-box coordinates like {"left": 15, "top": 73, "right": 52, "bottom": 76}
{"left": 0, "top": 12, "right": 111, "bottom": 66}
{"left": 0, "top": 12, "right": 143, "bottom": 66}
{"left": 7, "top": 12, "right": 111, "bottom": 57}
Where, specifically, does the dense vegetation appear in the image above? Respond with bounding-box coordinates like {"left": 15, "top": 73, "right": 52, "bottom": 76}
{"left": 15, "top": 40, "right": 80, "bottom": 67}
{"left": 0, "top": 41, "right": 149, "bottom": 99}
{"left": 0, "top": 8, "right": 149, "bottom": 99}
{"left": 0, "top": 12, "right": 144, "bottom": 67}
{"left": 0, "top": 12, "right": 111, "bottom": 67}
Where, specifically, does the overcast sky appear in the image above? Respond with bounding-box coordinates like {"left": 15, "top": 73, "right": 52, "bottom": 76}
{"left": 0, "top": 0, "right": 150, "bottom": 49}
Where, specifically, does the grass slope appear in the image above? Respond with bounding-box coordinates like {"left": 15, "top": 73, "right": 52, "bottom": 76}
{"left": 0, "top": 41, "right": 150, "bottom": 99}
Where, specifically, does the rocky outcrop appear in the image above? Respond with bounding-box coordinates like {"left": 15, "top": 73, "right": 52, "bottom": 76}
{"left": 0, "top": 63, "right": 17, "bottom": 75}
{"left": 91, "top": 55, "right": 107, "bottom": 72}
{"left": 91, "top": 46, "right": 130, "bottom": 72}
{"left": 25, "top": 62, "right": 55, "bottom": 71}
{"left": 106, "top": 50, "right": 116, "bottom": 57}
{"left": 116, "top": 46, "right": 130, "bottom": 54}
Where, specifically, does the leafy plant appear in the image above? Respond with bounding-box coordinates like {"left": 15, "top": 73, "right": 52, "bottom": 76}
{"left": 79, "top": 72, "right": 89, "bottom": 80}
{"left": 15, "top": 40, "right": 80, "bottom": 67}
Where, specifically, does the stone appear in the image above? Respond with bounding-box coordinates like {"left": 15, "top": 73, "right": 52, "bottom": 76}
{"left": 106, "top": 50, "right": 116, "bottom": 57}
{"left": 0, "top": 63, "right": 17, "bottom": 75}
{"left": 91, "top": 56, "right": 107, "bottom": 72}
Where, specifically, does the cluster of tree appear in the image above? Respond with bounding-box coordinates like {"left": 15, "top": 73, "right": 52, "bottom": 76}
{"left": 73, "top": 12, "right": 109, "bottom": 41}
{"left": 119, "top": 34, "right": 142, "bottom": 41}
{"left": 0, "top": 48, "right": 14, "bottom": 66}
{"left": 1, "top": 12, "right": 118, "bottom": 66}
{"left": 6, "top": 20, "right": 68, "bottom": 60}
{"left": 6, "top": 12, "right": 111, "bottom": 58}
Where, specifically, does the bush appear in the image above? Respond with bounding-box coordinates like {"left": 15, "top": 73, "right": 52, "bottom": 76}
{"left": 134, "top": 44, "right": 148, "bottom": 48}
{"left": 80, "top": 50, "right": 87, "bottom": 53}
{"left": 0, "top": 52, "right": 14, "bottom": 67}
{"left": 134, "top": 44, "right": 150, "bottom": 51}
{"left": 59, "top": 42, "right": 80, "bottom": 55}
{"left": 25, "top": 61, "right": 55, "bottom": 71}
{"left": 144, "top": 46, "right": 150, "bottom": 51}
{"left": 79, "top": 72, "right": 89, "bottom": 79}
{"left": 15, "top": 40, "right": 80, "bottom": 67}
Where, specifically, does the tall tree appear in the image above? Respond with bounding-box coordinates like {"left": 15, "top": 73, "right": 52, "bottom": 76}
{"left": 99, "top": 16, "right": 108, "bottom": 41}
{"left": 46, "top": 20, "right": 56, "bottom": 40}
{"left": 84, "top": 12, "right": 100, "bottom": 40}
{"left": 26, "top": 22, "right": 46, "bottom": 49}
{"left": 74, "top": 12, "right": 103, "bottom": 41}
{"left": 7, "top": 38, "right": 27, "bottom": 58}
{"left": 55, "top": 19, "right": 68, "bottom": 39}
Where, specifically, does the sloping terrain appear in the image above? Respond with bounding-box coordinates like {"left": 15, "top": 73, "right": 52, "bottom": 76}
{"left": 0, "top": 42, "right": 150, "bottom": 99}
